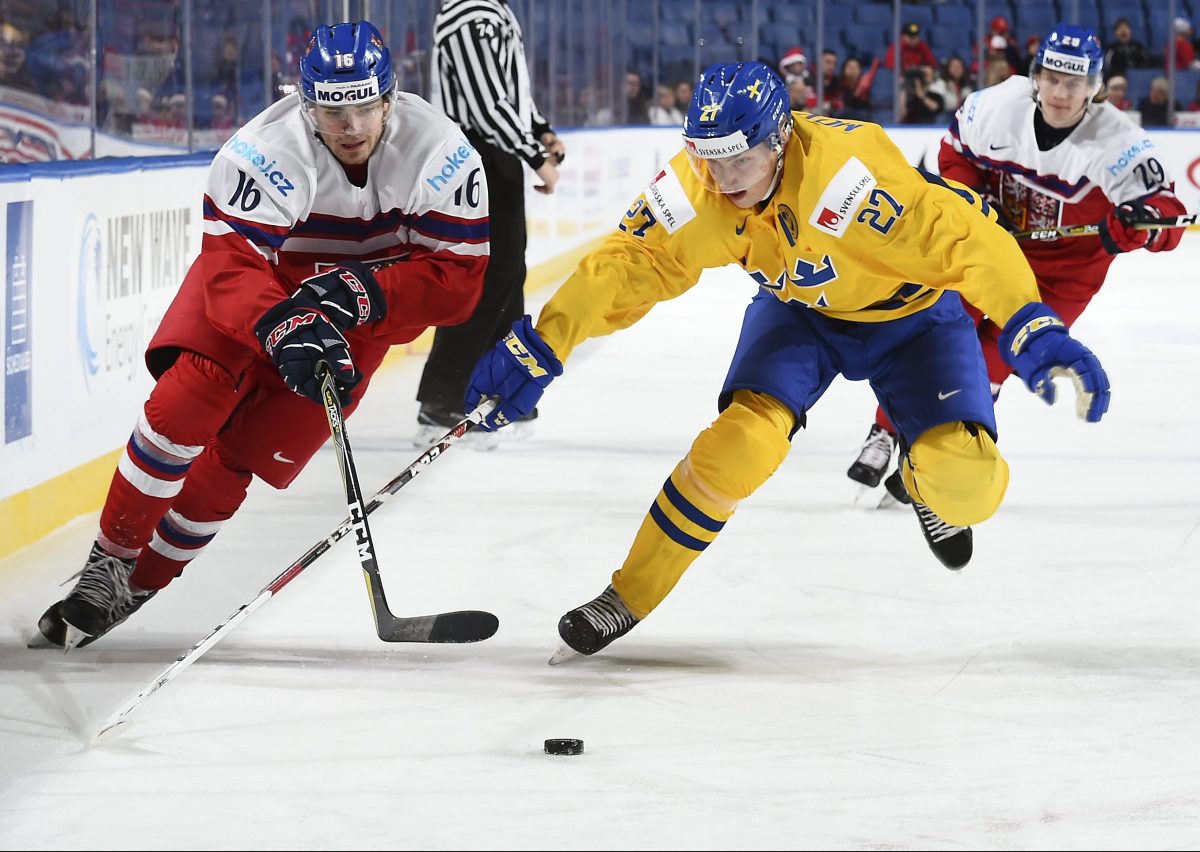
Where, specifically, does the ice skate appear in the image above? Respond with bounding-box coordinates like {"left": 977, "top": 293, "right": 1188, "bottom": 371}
{"left": 35, "top": 544, "right": 156, "bottom": 650}
{"left": 876, "top": 467, "right": 913, "bottom": 510}
{"left": 912, "top": 501, "right": 973, "bottom": 570}
{"left": 414, "top": 402, "right": 497, "bottom": 451}
{"left": 548, "top": 584, "right": 640, "bottom": 664}
{"left": 847, "top": 423, "right": 895, "bottom": 488}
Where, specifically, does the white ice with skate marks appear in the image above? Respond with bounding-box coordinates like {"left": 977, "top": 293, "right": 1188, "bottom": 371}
{"left": 2, "top": 246, "right": 1200, "bottom": 848}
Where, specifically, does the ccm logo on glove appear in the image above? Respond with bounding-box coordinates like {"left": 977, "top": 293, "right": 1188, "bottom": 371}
{"left": 1007, "top": 314, "right": 1064, "bottom": 357}
{"left": 505, "top": 333, "right": 551, "bottom": 378}
{"left": 261, "top": 310, "right": 319, "bottom": 356}
{"left": 464, "top": 315, "right": 563, "bottom": 431}
{"left": 336, "top": 270, "right": 373, "bottom": 324}
{"left": 295, "top": 260, "right": 387, "bottom": 331}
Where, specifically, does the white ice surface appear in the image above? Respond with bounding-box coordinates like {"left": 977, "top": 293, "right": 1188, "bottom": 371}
{"left": 2, "top": 244, "right": 1199, "bottom": 850}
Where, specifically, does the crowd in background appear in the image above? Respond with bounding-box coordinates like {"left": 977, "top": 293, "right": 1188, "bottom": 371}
{"left": 2, "top": 0, "right": 1200, "bottom": 162}
{"left": 595, "top": 12, "right": 1200, "bottom": 130}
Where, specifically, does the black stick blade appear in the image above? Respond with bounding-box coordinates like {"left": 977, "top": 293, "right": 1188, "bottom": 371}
{"left": 379, "top": 610, "right": 499, "bottom": 643}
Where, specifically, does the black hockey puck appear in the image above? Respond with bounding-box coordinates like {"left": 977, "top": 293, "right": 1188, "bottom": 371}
{"left": 544, "top": 738, "right": 584, "bottom": 756}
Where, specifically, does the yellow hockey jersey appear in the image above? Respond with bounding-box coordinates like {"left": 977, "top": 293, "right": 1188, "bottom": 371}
{"left": 537, "top": 113, "right": 1040, "bottom": 363}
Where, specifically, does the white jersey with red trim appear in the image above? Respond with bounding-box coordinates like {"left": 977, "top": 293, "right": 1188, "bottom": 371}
{"left": 945, "top": 75, "right": 1172, "bottom": 229}
{"left": 150, "top": 91, "right": 489, "bottom": 373}
{"left": 941, "top": 75, "right": 1176, "bottom": 291}
{"left": 204, "top": 91, "right": 489, "bottom": 280}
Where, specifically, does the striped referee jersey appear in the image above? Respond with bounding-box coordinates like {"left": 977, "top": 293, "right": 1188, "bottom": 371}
{"left": 430, "top": 0, "right": 552, "bottom": 169}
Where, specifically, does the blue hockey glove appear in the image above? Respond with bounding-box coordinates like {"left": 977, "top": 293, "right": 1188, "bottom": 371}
{"left": 998, "top": 302, "right": 1110, "bottom": 423}
{"left": 292, "top": 261, "right": 387, "bottom": 332}
{"left": 255, "top": 301, "right": 360, "bottom": 406}
{"left": 465, "top": 316, "right": 563, "bottom": 431}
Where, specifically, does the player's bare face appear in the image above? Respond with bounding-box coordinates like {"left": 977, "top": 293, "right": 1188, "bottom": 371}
{"left": 1036, "top": 69, "right": 1091, "bottom": 128}
{"left": 705, "top": 147, "right": 776, "bottom": 207}
{"left": 313, "top": 100, "right": 389, "bottom": 165}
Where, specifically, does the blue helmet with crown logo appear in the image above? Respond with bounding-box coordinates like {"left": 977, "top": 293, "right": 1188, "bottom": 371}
{"left": 299, "top": 21, "right": 393, "bottom": 107}
{"left": 683, "top": 62, "right": 791, "bottom": 152}
{"left": 682, "top": 62, "right": 793, "bottom": 198}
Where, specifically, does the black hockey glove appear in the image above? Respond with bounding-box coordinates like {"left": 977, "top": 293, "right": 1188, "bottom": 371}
{"left": 254, "top": 301, "right": 361, "bottom": 406}
{"left": 293, "top": 261, "right": 387, "bottom": 332}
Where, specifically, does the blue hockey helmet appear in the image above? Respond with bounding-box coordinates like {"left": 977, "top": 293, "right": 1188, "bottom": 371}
{"left": 1032, "top": 23, "right": 1103, "bottom": 118}
{"left": 299, "top": 21, "right": 394, "bottom": 107}
{"left": 1034, "top": 24, "right": 1103, "bottom": 81}
{"left": 682, "top": 62, "right": 793, "bottom": 201}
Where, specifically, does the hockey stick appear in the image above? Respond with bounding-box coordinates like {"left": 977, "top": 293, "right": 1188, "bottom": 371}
{"left": 91, "top": 397, "right": 498, "bottom": 742}
{"left": 317, "top": 366, "right": 497, "bottom": 644}
{"left": 1012, "top": 213, "right": 1200, "bottom": 242}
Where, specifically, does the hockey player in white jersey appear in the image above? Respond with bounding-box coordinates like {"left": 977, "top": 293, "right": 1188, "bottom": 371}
{"left": 848, "top": 23, "right": 1188, "bottom": 497}
{"left": 36, "top": 21, "right": 490, "bottom": 649}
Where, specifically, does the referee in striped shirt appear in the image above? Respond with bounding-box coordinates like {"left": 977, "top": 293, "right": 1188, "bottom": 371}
{"left": 416, "top": 0, "right": 566, "bottom": 437}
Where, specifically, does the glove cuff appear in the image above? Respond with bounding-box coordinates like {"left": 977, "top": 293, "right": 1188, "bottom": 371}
{"left": 998, "top": 302, "right": 1065, "bottom": 364}
{"left": 1098, "top": 218, "right": 1125, "bottom": 255}
{"left": 508, "top": 316, "right": 564, "bottom": 383}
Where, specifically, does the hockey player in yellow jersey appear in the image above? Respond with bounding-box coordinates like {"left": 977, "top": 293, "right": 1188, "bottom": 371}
{"left": 465, "top": 62, "right": 1111, "bottom": 661}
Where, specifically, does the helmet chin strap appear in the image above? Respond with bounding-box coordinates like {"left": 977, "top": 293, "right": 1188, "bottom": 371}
{"left": 758, "top": 135, "right": 789, "bottom": 202}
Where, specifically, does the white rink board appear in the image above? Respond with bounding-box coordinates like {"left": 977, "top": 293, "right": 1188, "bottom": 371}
{"left": 3, "top": 122, "right": 1199, "bottom": 503}
{"left": 0, "top": 164, "right": 206, "bottom": 498}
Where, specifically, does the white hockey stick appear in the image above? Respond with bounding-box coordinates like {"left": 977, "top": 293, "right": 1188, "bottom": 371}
{"left": 92, "top": 398, "right": 497, "bottom": 743}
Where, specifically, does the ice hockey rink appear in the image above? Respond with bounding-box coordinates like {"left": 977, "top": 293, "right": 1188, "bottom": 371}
{"left": 2, "top": 240, "right": 1199, "bottom": 850}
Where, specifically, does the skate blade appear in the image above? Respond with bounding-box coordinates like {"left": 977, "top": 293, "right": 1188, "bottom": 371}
{"left": 548, "top": 643, "right": 581, "bottom": 665}
{"left": 876, "top": 491, "right": 905, "bottom": 510}
{"left": 25, "top": 630, "right": 57, "bottom": 649}
{"left": 61, "top": 622, "right": 93, "bottom": 652}
{"left": 852, "top": 483, "right": 879, "bottom": 507}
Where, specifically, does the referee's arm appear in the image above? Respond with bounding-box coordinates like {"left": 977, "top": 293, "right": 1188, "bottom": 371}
{"left": 439, "top": 18, "right": 548, "bottom": 170}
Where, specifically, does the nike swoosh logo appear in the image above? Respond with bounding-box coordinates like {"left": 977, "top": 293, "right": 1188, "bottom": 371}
{"left": 937, "top": 389, "right": 963, "bottom": 400}
{"left": 988, "top": 143, "right": 1009, "bottom": 151}
{"left": 273, "top": 452, "right": 295, "bottom": 464}
{"left": 735, "top": 221, "right": 747, "bottom": 235}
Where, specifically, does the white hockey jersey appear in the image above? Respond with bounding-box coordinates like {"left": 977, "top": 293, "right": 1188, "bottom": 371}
{"left": 189, "top": 91, "right": 489, "bottom": 353}
{"left": 940, "top": 75, "right": 1175, "bottom": 292}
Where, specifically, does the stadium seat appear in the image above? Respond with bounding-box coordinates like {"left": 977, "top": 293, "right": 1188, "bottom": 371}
{"left": 900, "top": 5, "right": 935, "bottom": 33}
{"left": 1174, "top": 69, "right": 1200, "bottom": 108}
{"left": 871, "top": 67, "right": 896, "bottom": 110}
{"left": 855, "top": 5, "right": 894, "bottom": 29}
{"left": 934, "top": 5, "right": 974, "bottom": 29}
{"left": 845, "top": 24, "right": 888, "bottom": 58}
{"left": 1015, "top": 9, "right": 1059, "bottom": 42}
{"left": 1126, "top": 67, "right": 1162, "bottom": 105}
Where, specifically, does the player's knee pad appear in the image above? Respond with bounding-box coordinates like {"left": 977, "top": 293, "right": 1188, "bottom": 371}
{"left": 684, "top": 390, "right": 794, "bottom": 509}
{"left": 901, "top": 421, "right": 1008, "bottom": 526}
{"left": 144, "top": 351, "right": 240, "bottom": 447}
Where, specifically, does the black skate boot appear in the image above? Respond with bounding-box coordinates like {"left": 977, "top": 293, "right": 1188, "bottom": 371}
{"left": 912, "top": 501, "right": 973, "bottom": 570}
{"left": 549, "top": 585, "right": 640, "bottom": 664}
{"left": 878, "top": 468, "right": 913, "bottom": 508}
{"left": 847, "top": 424, "right": 895, "bottom": 487}
{"left": 35, "top": 544, "right": 157, "bottom": 649}
{"left": 415, "top": 402, "right": 465, "bottom": 445}
{"left": 415, "top": 402, "right": 497, "bottom": 451}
